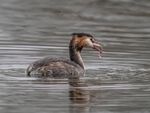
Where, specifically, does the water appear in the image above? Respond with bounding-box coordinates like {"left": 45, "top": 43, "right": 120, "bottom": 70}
{"left": 0, "top": 0, "right": 150, "bottom": 113}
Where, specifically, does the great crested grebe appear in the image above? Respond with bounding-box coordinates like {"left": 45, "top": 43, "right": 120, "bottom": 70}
{"left": 26, "top": 33, "right": 103, "bottom": 78}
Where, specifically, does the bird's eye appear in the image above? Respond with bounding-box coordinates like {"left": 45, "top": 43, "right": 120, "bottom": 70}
{"left": 90, "top": 38, "right": 94, "bottom": 42}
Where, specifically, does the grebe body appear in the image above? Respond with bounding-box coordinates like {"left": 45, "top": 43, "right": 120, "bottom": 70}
{"left": 26, "top": 57, "right": 84, "bottom": 78}
{"left": 26, "top": 33, "right": 102, "bottom": 78}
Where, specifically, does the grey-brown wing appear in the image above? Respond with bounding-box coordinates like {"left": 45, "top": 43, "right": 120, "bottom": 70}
{"left": 26, "top": 57, "right": 83, "bottom": 77}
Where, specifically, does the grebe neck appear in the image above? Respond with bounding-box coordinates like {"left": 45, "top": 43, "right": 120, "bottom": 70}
{"left": 69, "top": 43, "right": 84, "bottom": 69}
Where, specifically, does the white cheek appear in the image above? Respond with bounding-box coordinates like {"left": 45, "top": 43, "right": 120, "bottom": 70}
{"left": 85, "top": 39, "right": 93, "bottom": 47}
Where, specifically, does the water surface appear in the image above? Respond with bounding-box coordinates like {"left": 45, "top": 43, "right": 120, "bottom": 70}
{"left": 0, "top": 0, "right": 150, "bottom": 113}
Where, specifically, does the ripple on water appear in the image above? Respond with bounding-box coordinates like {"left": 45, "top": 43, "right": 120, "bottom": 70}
{"left": 0, "top": 0, "right": 150, "bottom": 113}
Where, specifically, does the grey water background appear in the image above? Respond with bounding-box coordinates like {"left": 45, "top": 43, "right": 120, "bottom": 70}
{"left": 0, "top": 0, "right": 150, "bottom": 113}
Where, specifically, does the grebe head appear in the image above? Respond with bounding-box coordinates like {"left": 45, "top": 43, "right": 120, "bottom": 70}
{"left": 70, "top": 33, "right": 103, "bottom": 55}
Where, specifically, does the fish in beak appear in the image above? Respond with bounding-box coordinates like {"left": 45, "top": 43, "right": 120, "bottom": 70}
{"left": 92, "top": 41, "right": 103, "bottom": 58}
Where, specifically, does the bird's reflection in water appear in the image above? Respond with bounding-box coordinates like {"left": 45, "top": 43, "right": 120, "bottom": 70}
{"left": 69, "top": 77, "right": 90, "bottom": 113}
{"left": 30, "top": 77, "right": 90, "bottom": 113}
